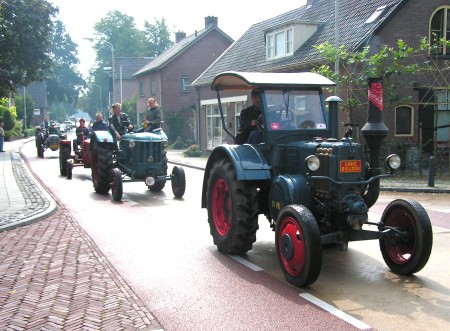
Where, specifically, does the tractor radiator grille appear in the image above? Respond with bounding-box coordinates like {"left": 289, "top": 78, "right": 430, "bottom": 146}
{"left": 135, "top": 141, "right": 163, "bottom": 163}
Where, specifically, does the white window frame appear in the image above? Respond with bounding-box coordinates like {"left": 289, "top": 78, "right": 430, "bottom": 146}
{"left": 139, "top": 81, "right": 144, "bottom": 97}
{"left": 266, "top": 27, "right": 294, "bottom": 60}
{"left": 180, "top": 75, "right": 190, "bottom": 92}
{"left": 394, "top": 105, "right": 414, "bottom": 137}
{"left": 150, "top": 77, "right": 156, "bottom": 95}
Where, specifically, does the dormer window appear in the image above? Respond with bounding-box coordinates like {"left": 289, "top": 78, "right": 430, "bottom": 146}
{"left": 266, "top": 27, "right": 293, "bottom": 60}
{"left": 265, "top": 20, "right": 322, "bottom": 61}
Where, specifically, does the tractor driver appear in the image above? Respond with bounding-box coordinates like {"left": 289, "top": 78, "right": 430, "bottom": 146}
{"left": 109, "top": 103, "right": 134, "bottom": 140}
{"left": 235, "top": 89, "right": 263, "bottom": 144}
{"left": 73, "top": 118, "right": 90, "bottom": 153}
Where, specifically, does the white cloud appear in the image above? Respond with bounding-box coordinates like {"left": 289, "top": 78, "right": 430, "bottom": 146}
{"left": 50, "top": 0, "right": 306, "bottom": 77}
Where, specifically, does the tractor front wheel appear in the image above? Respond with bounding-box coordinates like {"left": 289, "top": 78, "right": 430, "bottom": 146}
{"left": 206, "top": 159, "right": 259, "bottom": 254}
{"left": 171, "top": 166, "right": 186, "bottom": 198}
{"left": 59, "top": 144, "right": 71, "bottom": 176}
{"left": 111, "top": 168, "right": 123, "bottom": 202}
{"left": 379, "top": 198, "right": 433, "bottom": 275}
{"left": 275, "top": 204, "right": 322, "bottom": 288}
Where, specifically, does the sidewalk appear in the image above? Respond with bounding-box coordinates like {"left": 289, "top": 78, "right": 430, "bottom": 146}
{"left": 0, "top": 139, "right": 449, "bottom": 330}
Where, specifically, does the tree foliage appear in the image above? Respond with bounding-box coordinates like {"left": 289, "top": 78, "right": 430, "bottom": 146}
{"left": 46, "top": 20, "right": 85, "bottom": 105}
{"left": 312, "top": 39, "right": 424, "bottom": 123}
{"left": 2, "top": 109, "right": 16, "bottom": 131}
{"left": 14, "top": 93, "right": 34, "bottom": 129}
{"left": 0, "top": 0, "right": 57, "bottom": 97}
{"left": 143, "top": 17, "right": 173, "bottom": 57}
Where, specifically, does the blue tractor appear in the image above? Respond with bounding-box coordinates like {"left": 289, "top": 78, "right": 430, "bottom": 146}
{"left": 201, "top": 71, "right": 432, "bottom": 288}
{"left": 90, "top": 127, "right": 186, "bottom": 202}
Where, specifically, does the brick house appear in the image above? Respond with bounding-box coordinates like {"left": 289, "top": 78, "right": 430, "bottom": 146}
{"left": 133, "top": 16, "right": 233, "bottom": 141}
{"left": 192, "top": 0, "right": 450, "bottom": 159}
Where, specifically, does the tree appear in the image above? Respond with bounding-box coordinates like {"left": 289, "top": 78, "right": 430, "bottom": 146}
{"left": 2, "top": 109, "right": 16, "bottom": 132}
{"left": 0, "top": 0, "right": 57, "bottom": 97}
{"left": 143, "top": 17, "right": 173, "bottom": 57}
{"left": 46, "top": 20, "right": 85, "bottom": 105}
{"left": 14, "top": 93, "right": 34, "bottom": 129}
{"left": 312, "top": 39, "right": 421, "bottom": 124}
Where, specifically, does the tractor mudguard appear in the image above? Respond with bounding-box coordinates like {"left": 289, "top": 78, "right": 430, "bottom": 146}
{"left": 269, "top": 174, "right": 313, "bottom": 221}
{"left": 201, "top": 144, "right": 272, "bottom": 208}
{"left": 212, "top": 145, "right": 271, "bottom": 181}
{"left": 89, "top": 130, "right": 115, "bottom": 153}
{"left": 91, "top": 130, "right": 114, "bottom": 143}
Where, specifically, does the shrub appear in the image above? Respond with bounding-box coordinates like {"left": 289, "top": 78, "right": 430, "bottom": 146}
{"left": 169, "top": 136, "right": 187, "bottom": 149}
{"left": 184, "top": 144, "right": 202, "bottom": 157}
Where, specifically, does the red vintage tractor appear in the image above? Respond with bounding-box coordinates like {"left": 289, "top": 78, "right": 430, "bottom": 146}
{"left": 59, "top": 133, "right": 91, "bottom": 179}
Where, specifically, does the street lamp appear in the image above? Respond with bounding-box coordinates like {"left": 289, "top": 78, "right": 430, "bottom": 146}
{"left": 88, "top": 83, "right": 103, "bottom": 119}
{"left": 83, "top": 38, "right": 115, "bottom": 104}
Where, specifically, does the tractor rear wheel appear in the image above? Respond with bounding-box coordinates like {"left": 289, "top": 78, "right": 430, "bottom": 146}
{"left": 66, "top": 160, "right": 73, "bottom": 179}
{"left": 379, "top": 198, "right": 433, "bottom": 275}
{"left": 206, "top": 159, "right": 259, "bottom": 254}
{"left": 59, "top": 144, "right": 71, "bottom": 176}
{"left": 91, "top": 140, "right": 113, "bottom": 194}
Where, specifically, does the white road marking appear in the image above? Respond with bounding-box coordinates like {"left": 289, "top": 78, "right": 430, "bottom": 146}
{"left": 229, "top": 255, "right": 263, "bottom": 271}
{"left": 300, "top": 293, "right": 372, "bottom": 330}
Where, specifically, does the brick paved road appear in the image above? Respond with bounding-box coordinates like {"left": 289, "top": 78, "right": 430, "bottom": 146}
{"left": 0, "top": 207, "right": 163, "bottom": 330}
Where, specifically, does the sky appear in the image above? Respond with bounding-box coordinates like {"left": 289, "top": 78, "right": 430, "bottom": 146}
{"left": 49, "top": 0, "right": 306, "bottom": 78}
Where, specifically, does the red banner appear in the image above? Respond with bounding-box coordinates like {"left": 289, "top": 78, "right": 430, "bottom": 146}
{"left": 368, "top": 81, "right": 383, "bottom": 111}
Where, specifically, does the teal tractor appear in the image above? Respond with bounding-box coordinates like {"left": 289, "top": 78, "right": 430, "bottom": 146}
{"left": 201, "top": 71, "right": 432, "bottom": 288}
{"left": 90, "top": 127, "right": 186, "bottom": 202}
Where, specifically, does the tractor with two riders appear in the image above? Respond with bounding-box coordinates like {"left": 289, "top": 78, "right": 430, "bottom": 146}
{"left": 59, "top": 124, "right": 186, "bottom": 202}
{"left": 201, "top": 71, "right": 433, "bottom": 287}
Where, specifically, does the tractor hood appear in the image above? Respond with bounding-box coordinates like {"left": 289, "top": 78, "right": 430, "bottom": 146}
{"left": 122, "top": 131, "right": 168, "bottom": 142}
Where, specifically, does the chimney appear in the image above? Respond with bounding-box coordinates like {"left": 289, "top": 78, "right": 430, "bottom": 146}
{"left": 205, "top": 16, "right": 218, "bottom": 29}
{"left": 175, "top": 31, "right": 186, "bottom": 43}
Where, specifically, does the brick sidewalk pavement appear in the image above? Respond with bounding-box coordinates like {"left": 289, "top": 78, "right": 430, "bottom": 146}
{"left": 0, "top": 207, "right": 163, "bottom": 330}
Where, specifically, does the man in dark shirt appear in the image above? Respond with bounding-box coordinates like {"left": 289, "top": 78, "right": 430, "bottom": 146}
{"left": 92, "top": 113, "right": 109, "bottom": 131}
{"left": 109, "top": 103, "right": 134, "bottom": 139}
{"left": 235, "top": 89, "right": 263, "bottom": 144}
{"left": 143, "top": 98, "right": 163, "bottom": 132}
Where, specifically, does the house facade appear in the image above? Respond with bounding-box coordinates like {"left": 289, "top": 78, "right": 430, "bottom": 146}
{"left": 133, "top": 16, "right": 233, "bottom": 141}
{"left": 192, "top": 0, "right": 450, "bottom": 159}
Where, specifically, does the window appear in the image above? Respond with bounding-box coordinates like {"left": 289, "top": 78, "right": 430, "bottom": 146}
{"left": 180, "top": 75, "right": 190, "bottom": 92}
{"left": 266, "top": 27, "right": 293, "bottom": 59}
{"left": 139, "top": 81, "right": 145, "bottom": 97}
{"left": 150, "top": 77, "right": 156, "bottom": 95}
{"left": 429, "top": 6, "right": 450, "bottom": 55}
{"left": 395, "top": 105, "right": 413, "bottom": 136}
{"left": 206, "top": 104, "right": 227, "bottom": 149}
{"left": 436, "top": 89, "right": 450, "bottom": 111}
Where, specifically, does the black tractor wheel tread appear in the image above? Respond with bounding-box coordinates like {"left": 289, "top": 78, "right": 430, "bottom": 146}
{"left": 92, "top": 142, "right": 113, "bottom": 194}
{"left": 207, "top": 159, "right": 259, "bottom": 254}
{"left": 59, "top": 144, "right": 71, "bottom": 176}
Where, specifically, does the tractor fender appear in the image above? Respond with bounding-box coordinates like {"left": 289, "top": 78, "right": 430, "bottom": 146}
{"left": 269, "top": 174, "right": 313, "bottom": 221}
{"left": 201, "top": 144, "right": 272, "bottom": 208}
{"left": 89, "top": 130, "right": 115, "bottom": 153}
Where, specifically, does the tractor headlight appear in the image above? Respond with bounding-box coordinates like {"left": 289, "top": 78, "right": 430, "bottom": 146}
{"left": 386, "top": 154, "right": 401, "bottom": 170}
{"left": 129, "top": 140, "right": 136, "bottom": 148}
{"left": 305, "top": 155, "right": 320, "bottom": 172}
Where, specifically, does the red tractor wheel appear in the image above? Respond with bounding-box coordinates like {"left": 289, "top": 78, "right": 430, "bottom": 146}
{"left": 206, "top": 159, "right": 258, "bottom": 254}
{"left": 379, "top": 199, "right": 433, "bottom": 275}
{"left": 275, "top": 204, "right": 322, "bottom": 288}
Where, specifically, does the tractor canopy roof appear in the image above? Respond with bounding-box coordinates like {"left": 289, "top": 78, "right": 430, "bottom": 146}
{"left": 211, "top": 71, "right": 336, "bottom": 92}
